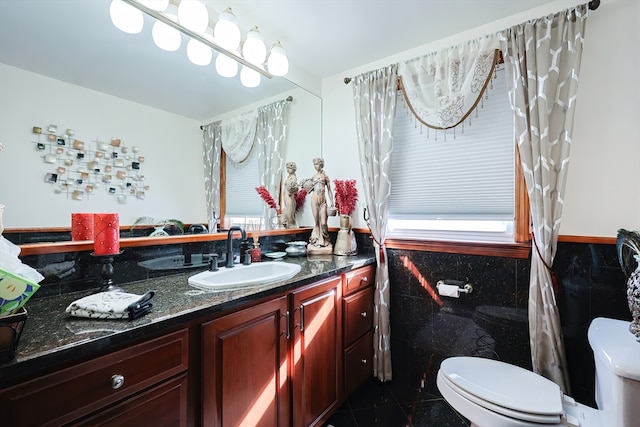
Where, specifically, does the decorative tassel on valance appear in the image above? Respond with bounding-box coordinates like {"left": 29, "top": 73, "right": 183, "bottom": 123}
{"left": 398, "top": 35, "right": 500, "bottom": 140}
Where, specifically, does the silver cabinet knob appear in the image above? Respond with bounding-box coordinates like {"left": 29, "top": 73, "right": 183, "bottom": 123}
{"left": 111, "top": 374, "right": 125, "bottom": 390}
{"left": 361, "top": 359, "right": 367, "bottom": 364}
{"left": 360, "top": 311, "right": 367, "bottom": 318}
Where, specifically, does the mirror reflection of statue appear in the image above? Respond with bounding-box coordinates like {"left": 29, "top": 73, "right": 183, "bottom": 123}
{"left": 303, "top": 157, "right": 335, "bottom": 251}
{"left": 281, "top": 162, "right": 299, "bottom": 229}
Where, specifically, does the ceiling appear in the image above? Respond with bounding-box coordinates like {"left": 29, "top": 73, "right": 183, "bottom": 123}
{"left": 0, "top": 0, "right": 564, "bottom": 120}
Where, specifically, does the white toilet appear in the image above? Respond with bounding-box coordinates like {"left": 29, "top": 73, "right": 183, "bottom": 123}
{"left": 437, "top": 317, "right": 640, "bottom": 427}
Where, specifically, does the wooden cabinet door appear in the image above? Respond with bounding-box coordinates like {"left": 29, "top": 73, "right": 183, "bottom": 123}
{"left": 202, "top": 296, "right": 290, "bottom": 427}
{"left": 291, "top": 276, "right": 342, "bottom": 427}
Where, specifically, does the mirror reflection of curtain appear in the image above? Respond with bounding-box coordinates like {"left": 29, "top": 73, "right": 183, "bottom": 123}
{"left": 500, "top": 3, "right": 589, "bottom": 394}
{"left": 256, "top": 100, "right": 288, "bottom": 228}
{"left": 202, "top": 122, "right": 222, "bottom": 233}
{"left": 398, "top": 35, "right": 499, "bottom": 132}
{"left": 352, "top": 64, "right": 398, "bottom": 382}
{"left": 221, "top": 111, "right": 258, "bottom": 164}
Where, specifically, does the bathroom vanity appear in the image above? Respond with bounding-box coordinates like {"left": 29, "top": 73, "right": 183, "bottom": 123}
{"left": 0, "top": 255, "right": 375, "bottom": 427}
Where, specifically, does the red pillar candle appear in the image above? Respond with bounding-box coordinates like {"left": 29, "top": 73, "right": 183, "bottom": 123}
{"left": 93, "top": 213, "right": 120, "bottom": 255}
{"left": 71, "top": 213, "right": 94, "bottom": 241}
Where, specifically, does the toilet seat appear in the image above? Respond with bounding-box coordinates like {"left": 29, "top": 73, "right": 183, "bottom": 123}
{"left": 436, "top": 357, "right": 608, "bottom": 426}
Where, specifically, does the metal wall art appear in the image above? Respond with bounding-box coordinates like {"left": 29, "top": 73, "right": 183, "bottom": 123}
{"left": 31, "top": 124, "right": 149, "bottom": 203}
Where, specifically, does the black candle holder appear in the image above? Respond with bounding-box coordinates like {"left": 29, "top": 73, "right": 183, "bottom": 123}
{"left": 91, "top": 251, "right": 124, "bottom": 292}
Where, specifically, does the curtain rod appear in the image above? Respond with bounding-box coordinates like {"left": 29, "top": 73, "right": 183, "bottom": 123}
{"left": 343, "top": 0, "right": 600, "bottom": 85}
{"left": 199, "top": 95, "right": 293, "bottom": 130}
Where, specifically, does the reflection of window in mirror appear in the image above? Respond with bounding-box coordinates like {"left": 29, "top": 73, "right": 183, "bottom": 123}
{"left": 222, "top": 150, "right": 266, "bottom": 228}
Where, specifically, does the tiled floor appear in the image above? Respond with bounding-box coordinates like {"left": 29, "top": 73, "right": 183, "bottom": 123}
{"left": 323, "top": 357, "right": 470, "bottom": 427}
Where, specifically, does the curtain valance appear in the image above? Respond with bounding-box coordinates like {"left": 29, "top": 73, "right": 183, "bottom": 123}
{"left": 398, "top": 35, "right": 500, "bottom": 130}
{"left": 221, "top": 111, "right": 258, "bottom": 164}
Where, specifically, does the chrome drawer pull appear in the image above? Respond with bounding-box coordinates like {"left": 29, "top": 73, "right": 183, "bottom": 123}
{"left": 360, "top": 277, "right": 368, "bottom": 284}
{"left": 361, "top": 359, "right": 367, "bottom": 364}
{"left": 110, "top": 374, "right": 125, "bottom": 390}
{"left": 360, "top": 311, "right": 367, "bottom": 318}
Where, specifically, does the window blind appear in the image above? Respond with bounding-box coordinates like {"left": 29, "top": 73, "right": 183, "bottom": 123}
{"left": 389, "top": 66, "right": 514, "bottom": 221}
{"left": 225, "top": 146, "right": 263, "bottom": 217}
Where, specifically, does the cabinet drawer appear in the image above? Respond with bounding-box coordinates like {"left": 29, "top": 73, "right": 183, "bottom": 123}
{"left": 0, "top": 329, "right": 189, "bottom": 427}
{"left": 343, "top": 287, "right": 374, "bottom": 346}
{"left": 343, "top": 265, "right": 374, "bottom": 296}
{"left": 71, "top": 374, "right": 188, "bottom": 427}
{"left": 344, "top": 331, "right": 373, "bottom": 397}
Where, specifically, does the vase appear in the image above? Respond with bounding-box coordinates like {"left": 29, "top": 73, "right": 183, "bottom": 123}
{"left": 250, "top": 243, "right": 262, "bottom": 263}
{"left": 334, "top": 215, "right": 354, "bottom": 256}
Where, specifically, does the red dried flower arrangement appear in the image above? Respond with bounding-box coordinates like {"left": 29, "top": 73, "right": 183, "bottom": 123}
{"left": 295, "top": 188, "right": 308, "bottom": 213}
{"left": 255, "top": 186, "right": 279, "bottom": 212}
{"left": 333, "top": 179, "right": 358, "bottom": 216}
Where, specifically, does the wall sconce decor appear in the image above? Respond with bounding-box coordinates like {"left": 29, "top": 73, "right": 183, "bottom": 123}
{"left": 31, "top": 124, "right": 150, "bottom": 203}
{"left": 109, "top": 0, "right": 289, "bottom": 88}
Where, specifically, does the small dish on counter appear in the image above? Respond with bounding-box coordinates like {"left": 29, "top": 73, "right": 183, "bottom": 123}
{"left": 264, "top": 251, "right": 287, "bottom": 260}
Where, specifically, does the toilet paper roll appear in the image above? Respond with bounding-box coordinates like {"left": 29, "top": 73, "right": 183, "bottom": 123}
{"left": 437, "top": 283, "right": 460, "bottom": 298}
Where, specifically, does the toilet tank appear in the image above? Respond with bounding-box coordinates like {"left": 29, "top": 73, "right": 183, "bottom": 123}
{"left": 588, "top": 317, "right": 640, "bottom": 427}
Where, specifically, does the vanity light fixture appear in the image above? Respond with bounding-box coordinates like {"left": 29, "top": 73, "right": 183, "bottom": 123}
{"left": 110, "top": 0, "right": 290, "bottom": 87}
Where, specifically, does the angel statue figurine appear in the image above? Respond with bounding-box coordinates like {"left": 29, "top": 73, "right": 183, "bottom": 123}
{"left": 301, "top": 157, "right": 335, "bottom": 253}
{"left": 617, "top": 228, "right": 640, "bottom": 341}
{"left": 281, "top": 162, "right": 299, "bottom": 229}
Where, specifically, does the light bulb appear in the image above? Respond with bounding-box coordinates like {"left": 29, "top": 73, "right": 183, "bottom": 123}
{"left": 215, "top": 54, "right": 238, "bottom": 78}
{"left": 138, "top": 0, "right": 169, "bottom": 11}
{"left": 152, "top": 20, "right": 181, "bottom": 51}
{"left": 109, "top": 0, "right": 144, "bottom": 34}
{"left": 267, "top": 42, "right": 289, "bottom": 76}
{"left": 187, "top": 38, "right": 212, "bottom": 66}
{"left": 213, "top": 8, "right": 241, "bottom": 51}
{"left": 240, "top": 66, "right": 261, "bottom": 88}
{"left": 242, "top": 27, "right": 267, "bottom": 66}
{"left": 178, "top": 0, "right": 209, "bottom": 32}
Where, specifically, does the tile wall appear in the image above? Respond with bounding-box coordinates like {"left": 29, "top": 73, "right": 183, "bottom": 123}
{"left": 387, "top": 242, "right": 630, "bottom": 407}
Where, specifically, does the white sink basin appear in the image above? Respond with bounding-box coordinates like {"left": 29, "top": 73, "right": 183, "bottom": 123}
{"left": 188, "top": 262, "right": 301, "bottom": 291}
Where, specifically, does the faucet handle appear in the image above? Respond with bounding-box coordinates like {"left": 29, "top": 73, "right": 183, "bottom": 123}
{"left": 243, "top": 252, "right": 251, "bottom": 265}
{"left": 209, "top": 254, "right": 219, "bottom": 271}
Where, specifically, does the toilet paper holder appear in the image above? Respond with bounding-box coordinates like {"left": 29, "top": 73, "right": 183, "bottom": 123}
{"left": 436, "top": 280, "right": 473, "bottom": 294}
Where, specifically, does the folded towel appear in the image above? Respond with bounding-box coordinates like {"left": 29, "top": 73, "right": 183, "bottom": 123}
{"left": 66, "top": 291, "right": 155, "bottom": 320}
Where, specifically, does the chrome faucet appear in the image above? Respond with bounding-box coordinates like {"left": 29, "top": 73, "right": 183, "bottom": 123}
{"left": 226, "top": 225, "right": 247, "bottom": 268}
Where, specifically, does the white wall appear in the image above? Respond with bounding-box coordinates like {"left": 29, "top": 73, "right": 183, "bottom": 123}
{"left": 321, "top": 0, "right": 640, "bottom": 237}
{"left": 0, "top": 64, "right": 205, "bottom": 228}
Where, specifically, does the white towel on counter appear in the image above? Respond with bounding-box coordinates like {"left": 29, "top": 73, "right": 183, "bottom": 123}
{"left": 66, "top": 291, "right": 155, "bottom": 320}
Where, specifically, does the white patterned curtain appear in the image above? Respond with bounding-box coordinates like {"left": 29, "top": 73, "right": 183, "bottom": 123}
{"left": 202, "top": 122, "right": 222, "bottom": 232}
{"left": 255, "top": 100, "right": 288, "bottom": 228}
{"left": 352, "top": 64, "right": 398, "bottom": 381}
{"left": 221, "top": 111, "right": 258, "bottom": 164}
{"left": 500, "top": 3, "right": 589, "bottom": 393}
{"left": 398, "top": 35, "right": 500, "bottom": 131}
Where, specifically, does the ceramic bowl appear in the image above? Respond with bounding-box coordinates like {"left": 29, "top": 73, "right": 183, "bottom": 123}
{"left": 285, "top": 241, "right": 307, "bottom": 257}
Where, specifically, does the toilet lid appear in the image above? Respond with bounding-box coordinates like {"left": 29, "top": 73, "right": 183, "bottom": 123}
{"left": 440, "top": 357, "right": 564, "bottom": 420}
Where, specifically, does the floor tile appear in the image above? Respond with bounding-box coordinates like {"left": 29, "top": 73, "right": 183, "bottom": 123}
{"left": 348, "top": 377, "right": 396, "bottom": 410}
{"left": 323, "top": 409, "right": 358, "bottom": 427}
{"left": 402, "top": 398, "right": 470, "bottom": 427}
{"left": 351, "top": 405, "right": 411, "bottom": 427}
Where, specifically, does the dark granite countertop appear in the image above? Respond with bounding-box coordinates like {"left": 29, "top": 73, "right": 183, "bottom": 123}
{"left": 0, "top": 254, "right": 375, "bottom": 386}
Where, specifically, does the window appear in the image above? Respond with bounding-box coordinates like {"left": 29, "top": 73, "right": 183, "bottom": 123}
{"left": 388, "top": 65, "right": 518, "bottom": 243}
{"left": 224, "top": 148, "right": 264, "bottom": 226}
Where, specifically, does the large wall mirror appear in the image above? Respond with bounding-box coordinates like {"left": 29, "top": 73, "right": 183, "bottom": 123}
{"left": 0, "top": 1, "right": 322, "bottom": 243}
